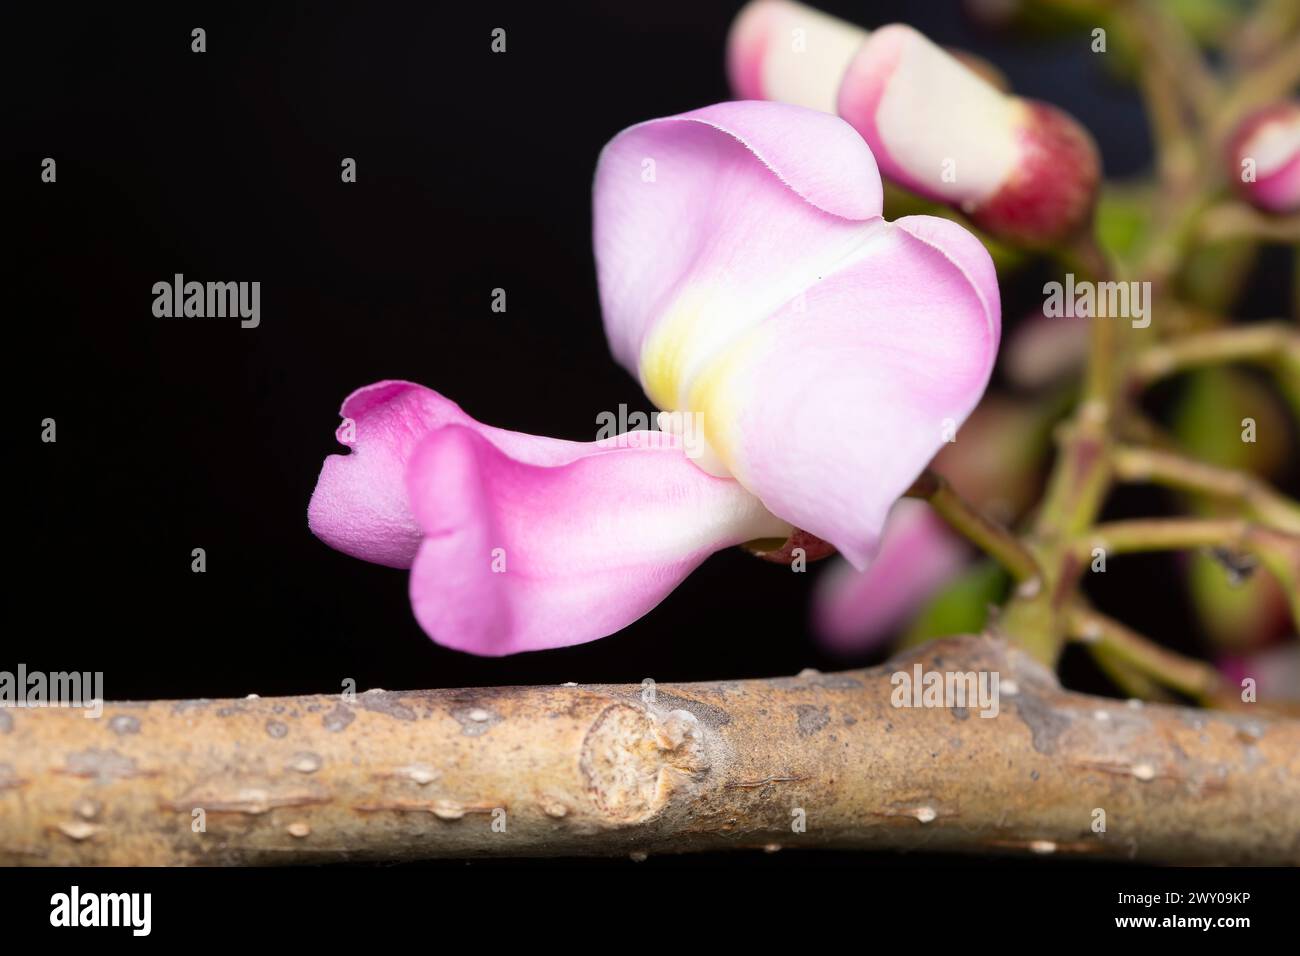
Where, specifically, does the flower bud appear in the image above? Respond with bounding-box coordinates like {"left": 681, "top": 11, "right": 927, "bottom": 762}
{"left": 1226, "top": 102, "right": 1300, "bottom": 214}
{"left": 726, "top": 0, "right": 867, "bottom": 112}
{"left": 836, "top": 24, "right": 1099, "bottom": 246}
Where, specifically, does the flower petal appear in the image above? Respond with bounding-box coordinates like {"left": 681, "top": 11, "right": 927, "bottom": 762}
{"left": 593, "top": 100, "right": 883, "bottom": 401}
{"left": 405, "top": 426, "right": 789, "bottom": 655}
{"left": 685, "top": 214, "right": 1000, "bottom": 568}
{"left": 308, "top": 381, "right": 595, "bottom": 568}
{"left": 594, "top": 101, "right": 999, "bottom": 566}
{"left": 726, "top": 0, "right": 869, "bottom": 112}
{"left": 812, "top": 500, "right": 968, "bottom": 653}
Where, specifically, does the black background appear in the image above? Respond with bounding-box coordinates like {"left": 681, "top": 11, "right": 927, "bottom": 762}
{"left": 12, "top": 0, "right": 1294, "bottom": 707}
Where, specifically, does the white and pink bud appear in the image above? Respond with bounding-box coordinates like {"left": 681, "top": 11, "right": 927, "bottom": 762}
{"left": 727, "top": 0, "right": 868, "bottom": 113}
{"left": 1227, "top": 102, "right": 1300, "bottom": 214}
{"left": 727, "top": 3, "right": 1100, "bottom": 246}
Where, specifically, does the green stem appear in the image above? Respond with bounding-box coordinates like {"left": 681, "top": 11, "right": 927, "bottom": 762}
{"left": 1073, "top": 520, "right": 1300, "bottom": 630}
{"left": 1129, "top": 321, "right": 1300, "bottom": 385}
{"left": 1068, "top": 606, "right": 1224, "bottom": 704}
{"left": 1197, "top": 202, "right": 1300, "bottom": 245}
{"left": 904, "top": 471, "right": 1041, "bottom": 584}
{"left": 1111, "top": 445, "right": 1300, "bottom": 533}
{"left": 1089, "top": 645, "right": 1176, "bottom": 701}
{"left": 1214, "top": 36, "right": 1300, "bottom": 143}
{"left": 1080, "top": 516, "right": 1252, "bottom": 554}
{"left": 962, "top": 8, "right": 1298, "bottom": 680}
{"left": 1130, "top": 0, "right": 1222, "bottom": 127}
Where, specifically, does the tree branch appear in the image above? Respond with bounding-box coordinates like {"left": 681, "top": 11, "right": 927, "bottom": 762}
{"left": 2, "top": 636, "right": 1296, "bottom": 865}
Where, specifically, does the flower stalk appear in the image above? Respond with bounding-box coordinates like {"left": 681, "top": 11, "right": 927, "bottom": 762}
{"left": 1067, "top": 606, "right": 1225, "bottom": 705}
{"left": 903, "top": 470, "right": 1040, "bottom": 584}
{"left": 1111, "top": 444, "right": 1300, "bottom": 533}
{"left": 1129, "top": 321, "right": 1300, "bottom": 386}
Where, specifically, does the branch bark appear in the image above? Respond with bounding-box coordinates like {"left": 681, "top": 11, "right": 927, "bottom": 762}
{"left": 1, "top": 636, "right": 1296, "bottom": 865}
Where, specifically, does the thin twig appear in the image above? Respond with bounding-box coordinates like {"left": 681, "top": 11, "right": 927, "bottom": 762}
{"left": 1087, "top": 645, "right": 1177, "bottom": 703}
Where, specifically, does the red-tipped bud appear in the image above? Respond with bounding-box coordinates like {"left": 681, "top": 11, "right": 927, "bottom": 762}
{"left": 836, "top": 24, "right": 1099, "bottom": 246}
{"left": 964, "top": 100, "right": 1101, "bottom": 246}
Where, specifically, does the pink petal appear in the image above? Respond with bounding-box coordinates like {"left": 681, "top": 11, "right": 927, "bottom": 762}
{"left": 812, "top": 499, "right": 968, "bottom": 653}
{"left": 1254, "top": 150, "right": 1300, "bottom": 213}
{"left": 688, "top": 214, "right": 1000, "bottom": 568}
{"left": 308, "top": 381, "right": 595, "bottom": 568}
{"left": 593, "top": 100, "right": 883, "bottom": 387}
{"left": 405, "top": 426, "right": 788, "bottom": 655}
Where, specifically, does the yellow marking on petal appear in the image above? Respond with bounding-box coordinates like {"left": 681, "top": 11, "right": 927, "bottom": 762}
{"left": 638, "top": 288, "right": 783, "bottom": 481}
{"left": 639, "top": 293, "right": 708, "bottom": 412}
{"left": 684, "top": 325, "right": 769, "bottom": 478}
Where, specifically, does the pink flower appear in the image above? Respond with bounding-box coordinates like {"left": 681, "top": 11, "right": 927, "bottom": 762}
{"left": 1227, "top": 102, "right": 1300, "bottom": 214}
{"left": 728, "top": 1, "right": 1100, "bottom": 245}
{"left": 310, "top": 101, "right": 1000, "bottom": 655}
